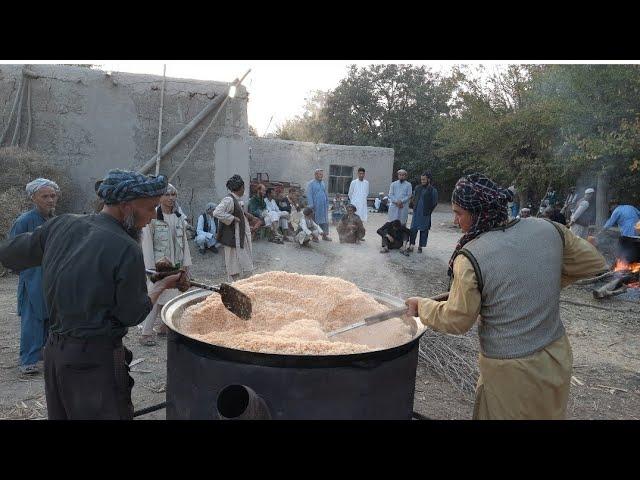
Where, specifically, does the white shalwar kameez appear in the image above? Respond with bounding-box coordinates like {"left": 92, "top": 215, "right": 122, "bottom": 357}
{"left": 348, "top": 178, "right": 369, "bottom": 222}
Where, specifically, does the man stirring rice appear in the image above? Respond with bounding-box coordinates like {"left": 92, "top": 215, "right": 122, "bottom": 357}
{"left": 405, "top": 173, "right": 607, "bottom": 420}
{"left": 0, "top": 170, "right": 185, "bottom": 419}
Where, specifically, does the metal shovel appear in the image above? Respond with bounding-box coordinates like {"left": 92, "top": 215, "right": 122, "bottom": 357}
{"left": 327, "top": 292, "right": 449, "bottom": 338}
{"left": 145, "top": 269, "right": 252, "bottom": 320}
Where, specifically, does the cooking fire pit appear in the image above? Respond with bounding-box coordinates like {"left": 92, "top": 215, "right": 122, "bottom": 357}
{"left": 161, "top": 288, "right": 427, "bottom": 420}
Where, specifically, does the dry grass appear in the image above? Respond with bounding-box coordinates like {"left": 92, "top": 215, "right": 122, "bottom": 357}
{"left": 0, "top": 146, "right": 75, "bottom": 239}
{"left": 418, "top": 328, "right": 480, "bottom": 397}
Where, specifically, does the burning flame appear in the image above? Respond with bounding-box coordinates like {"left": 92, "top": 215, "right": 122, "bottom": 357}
{"left": 613, "top": 259, "right": 640, "bottom": 273}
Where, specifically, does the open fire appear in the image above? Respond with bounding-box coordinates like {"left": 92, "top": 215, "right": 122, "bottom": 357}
{"left": 592, "top": 258, "right": 640, "bottom": 299}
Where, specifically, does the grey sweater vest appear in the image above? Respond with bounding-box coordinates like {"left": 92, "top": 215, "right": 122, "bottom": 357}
{"left": 461, "top": 218, "right": 566, "bottom": 359}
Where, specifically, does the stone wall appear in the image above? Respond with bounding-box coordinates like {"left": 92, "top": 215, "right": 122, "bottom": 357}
{"left": 0, "top": 64, "right": 250, "bottom": 219}
{"left": 248, "top": 137, "right": 394, "bottom": 197}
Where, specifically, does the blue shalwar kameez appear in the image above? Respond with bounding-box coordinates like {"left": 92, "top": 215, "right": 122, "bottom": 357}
{"left": 10, "top": 208, "right": 49, "bottom": 367}
{"left": 307, "top": 179, "right": 330, "bottom": 234}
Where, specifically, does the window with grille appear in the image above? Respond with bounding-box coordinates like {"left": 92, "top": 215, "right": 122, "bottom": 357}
{"left": 328, "top": 165, "right": 353, "bottom": 194}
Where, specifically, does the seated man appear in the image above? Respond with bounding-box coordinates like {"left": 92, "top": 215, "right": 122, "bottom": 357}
{"left": 379, "top": 196, "right": 389, "bottom": 213}
{"left": 337, "top": 204, "right": 366, "bottom": 244}
{"left": 265, "top": 188, "right": 290, "bottom": 240}
{"left": 284, "top": 189, "right": 302, "bottom": 235}
{"left": 374, "top": 193, "right": 384, "bottom": 212}
{"left": 377, "top": 219, "right": 410, "bottom": 256}
{"left": 295, "top": 207, "right": 323, "bottom": 247}
{"left": 248, "top": 184, "right": 283, "bottom": 243}
{"left": 331, "top": 194, "right": 347, "bottom": 224}
{"left": 195, "top": 202, "right": 221, "bottom": 254}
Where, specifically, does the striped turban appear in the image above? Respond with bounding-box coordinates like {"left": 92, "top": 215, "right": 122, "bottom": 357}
{"left": 96, "top": 169, "right": 168, "bottom": 205}
{"left": 448, "top": 173, "right": 513, "bottom": 276}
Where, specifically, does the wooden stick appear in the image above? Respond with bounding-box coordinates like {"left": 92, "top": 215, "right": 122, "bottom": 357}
{"left": 10, "top": 79, "right": 26, "bottom": 146}
{"left": 24, "top": 79, "right": 32, "bottom": 147}
{"left": 168, "top": 69, "right": 251, "bottom": 183}
{"left": 155, "top": 64, "right": 166, "bottom": 176}
{"left": 0, "top": 75, "right": 24, "bottom": 144}
{"left": 574, "top": 270, "right": 616, "bottom": 285}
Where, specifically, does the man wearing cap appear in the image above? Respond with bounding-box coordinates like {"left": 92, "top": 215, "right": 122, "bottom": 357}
{"left": 336, "top": 204, "right": 366, "bottom": 244}
{"left": 0, "top": 169, "right": 185, "bottom": 419}
{"left": 568, "top": 188, "right": 596, "bottom": 239}
{"left": 388, "top": 169, "right": 413, "bottom": 226}
{"left": 9, "top": 178, "right": 60, "bottom": 375}
{"left": 196, "top": 202, "right": 221, "bottom": 255}
{"left": 405, "top": 173, "right": 607, "bottom": 419}
{"left": 306, "top": 169, "right": 332, "bottom": 241}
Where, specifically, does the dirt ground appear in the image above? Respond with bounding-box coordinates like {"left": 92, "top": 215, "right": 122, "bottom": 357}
{"left": 1, "top": 204, "right": 639, "bottom": 420}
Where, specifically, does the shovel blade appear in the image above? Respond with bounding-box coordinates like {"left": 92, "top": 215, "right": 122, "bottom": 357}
{"left": 219, "top": 283, "right": 252, "bottom": 320}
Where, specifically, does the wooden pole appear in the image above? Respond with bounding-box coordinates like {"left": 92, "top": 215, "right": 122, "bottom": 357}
{"left": 0, "top": 76, "right": 23, "bottom": 145}
{"left": 137, "top": 95, "right": 225, "bottom": 174}
{"left": 168, "top": 69, "right": 251, "bottom": 183}
{"left": 155, "top": 64, "right": 166, "bottom": 176}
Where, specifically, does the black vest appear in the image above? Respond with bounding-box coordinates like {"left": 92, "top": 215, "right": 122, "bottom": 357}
{"left": 218, "top": 196, "right": 245, "bottom": 248}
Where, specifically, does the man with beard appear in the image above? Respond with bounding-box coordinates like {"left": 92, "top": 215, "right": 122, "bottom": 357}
{"left": 9, "top": 178, "right": 60, "bottom": 376}
{"left": 0, "top": 169, "right": 185, "bottom": 419}
{"left": 388, "top": 169, "right": 413, "bottom": 226}
{"left": 139, "top": 183, "right": 192, "bottom": 346}
{"left": 337, "top": 204, "right": 365, "bottom": 244}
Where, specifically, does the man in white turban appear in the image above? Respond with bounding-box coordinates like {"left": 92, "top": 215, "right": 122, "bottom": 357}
{"left": 9, "top": 178, "right": 60, "bottom": 375}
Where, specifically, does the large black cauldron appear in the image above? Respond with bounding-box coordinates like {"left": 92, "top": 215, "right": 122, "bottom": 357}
{"left": 162, "top": 288, "right": 427, "bottom": 420}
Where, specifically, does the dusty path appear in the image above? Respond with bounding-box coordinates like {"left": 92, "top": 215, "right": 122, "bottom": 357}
{"left": 1, "top": 205, "right": 638, "bottom": 419}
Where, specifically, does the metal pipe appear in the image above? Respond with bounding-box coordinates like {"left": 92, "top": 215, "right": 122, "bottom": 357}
{"left": 216, "top": 384, "right": 271, "bottom": 420}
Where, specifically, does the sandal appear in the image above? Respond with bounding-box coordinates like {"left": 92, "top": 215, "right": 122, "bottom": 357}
{"left": 139, "top": 335, "right": 157, "bottom": 347}
{"left": 19, "top": 364, "right": 40, "bottom": 375}
{"left": 153, "top": 324, "right": 168, "bottom": 336}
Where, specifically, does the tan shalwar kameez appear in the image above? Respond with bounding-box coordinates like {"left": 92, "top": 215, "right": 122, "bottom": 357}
{"left": 213, "top": 193, "right": 254, "bottom": 282}
{"left": 417, "top": 225, "right": 607, "bottom": 420}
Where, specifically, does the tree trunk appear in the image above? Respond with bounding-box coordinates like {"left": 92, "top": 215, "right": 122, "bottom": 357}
{"left": 595, "top": 170, "right": 610, "bottom": 227}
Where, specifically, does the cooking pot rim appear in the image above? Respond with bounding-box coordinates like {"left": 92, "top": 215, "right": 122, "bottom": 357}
{"left": 161, "top": 285, "right": 428, "bottom": 362}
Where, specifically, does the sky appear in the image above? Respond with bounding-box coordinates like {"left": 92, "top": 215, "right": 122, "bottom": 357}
{"left": 17, "top": 60, "right": 475, "bottom": 135}
{"left": 7, "top": 60, "right": 631, "bottom": 137}
{"left": 95, "top": 61, "right": 461, "bottom": 135}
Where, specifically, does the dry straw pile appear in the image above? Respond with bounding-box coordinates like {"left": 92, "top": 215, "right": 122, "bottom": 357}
{"left": 0, "top": 146, "right": 74, "bottom": 240}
